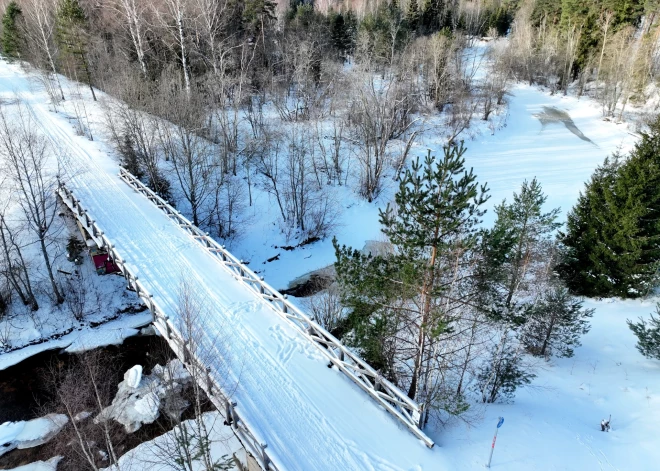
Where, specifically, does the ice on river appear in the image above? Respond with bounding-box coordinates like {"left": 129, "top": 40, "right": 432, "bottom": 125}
{"left": 0, "top": 414, "right": 68, "bottom": 457}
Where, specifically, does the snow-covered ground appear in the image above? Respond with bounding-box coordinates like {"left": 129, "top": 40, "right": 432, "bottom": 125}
{"left": 0, "top": 53, "right": 657, "bottom": 470}
{"left": 440, "top": 297, "right": 660, "bottom": 470}
{"left": 0, "top": 311, "right": 152, "bottom": 370}
{"left": 100, "top": 411, "right": 243, "bottom": 471}
{"left": 0, "top": 212, "right": 152, "bottom": 364}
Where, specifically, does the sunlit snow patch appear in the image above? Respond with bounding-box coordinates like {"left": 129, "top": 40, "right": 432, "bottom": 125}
{"left": 0, "top": 414, "right": 68, "bottom": 457}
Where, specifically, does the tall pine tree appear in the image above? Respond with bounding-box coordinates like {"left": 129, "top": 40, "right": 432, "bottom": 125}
{"left": 56, "top": 0, "right": 96, "bottom": 101}
{"left": 479, "top": 178, "right": 560, "bottom": 323}
{"left": 1, "top": 1, "right": 22, "bottom": 60}
{"left": 335, "top": 143, "right": 489, "bottom": 423}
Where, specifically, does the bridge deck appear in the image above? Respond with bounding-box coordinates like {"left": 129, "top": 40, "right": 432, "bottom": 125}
{"left": 0, "top": 63, "right": 444, "bottom": 471}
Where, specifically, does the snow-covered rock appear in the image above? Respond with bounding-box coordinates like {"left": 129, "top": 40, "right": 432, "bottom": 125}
{"left": 96, "top": 359, "right": 191, "bottom": 433}
{"left": 73, "top": 411, "right": 91, "bottom": 422}
{"left": 133, "top": 391, "right": 159, "bottom": 421}
{"left": 0, "top": 414, "right": 68, "bottom": 457}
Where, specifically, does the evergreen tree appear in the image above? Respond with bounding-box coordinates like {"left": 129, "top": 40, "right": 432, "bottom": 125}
{"left": 406, "top": 0, "right": 420, "bottom": 33}
{"left": 500, "top": 179, "right": 560, "bottom": 307}
{"left": 422, "top": 0, "right": 444, "bottom": 33}
{"left": 557, "top": 157, "right": 620, "bottom": 296}
{"left": 56, "top": 0, "right": 96, "bottom": 100}
{"left": 1, "top": 1, "right": 23, "bottom": 60}
{"left": 475, "top": 336, "right": 535, "bottom": 403}
{"left": 243, "top": 0, "right": 277, "bottom": 32}
{"left": 524, "top": 286, "right": 593, "bottom": 358}
{"left": 330, "top": 10, "right": 357, "bottom": 57}
{"left": 118, "top": 134, "right": 144, "bottom": 180}
{"left": 149, "top": 171, "right": 173, "bottom": 204}
{"left": 627, "top": 305, "right": 660, "bottom": 360}
{"left": 479, "top": 179, "right": 560, "bottom": 323}
{"left": 335, "top": 143, "right": 489, "bottom": 416}
{"left": 559, "top": 118, "right": 660, "bottom": 298}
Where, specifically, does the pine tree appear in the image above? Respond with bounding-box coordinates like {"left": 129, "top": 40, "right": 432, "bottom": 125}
{"left": 475, "top": 335, "right": 535, "bottom": 403}
{"left": 501, "top": 179, "right": 560, "bottom": 307}
{"left": 1, "top": 1, "right": 22, "bottom": 60}
{"left": 627, "top": 305, "right": 660, "bottom": 360}
{"left": 406, "top": 0, "right": 420, "bottom": 33}
{"left": 56, "top": 0, "right": 96, "bottom": 101}
{"left": 479, "top": 179, "right": 560, "bottom": 323}
{"left": 335, "top": 143, "right": 489, "bottom": 415}
{"left": 524, "top": 286, "right": 593, "bottom": 358}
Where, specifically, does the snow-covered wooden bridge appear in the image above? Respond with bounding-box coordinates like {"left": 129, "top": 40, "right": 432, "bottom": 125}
{"left": 56, "top": 167, "right": 437, "bottom": 470}
{"left": 0, "top": 53, "right": 442, "bottom": 469}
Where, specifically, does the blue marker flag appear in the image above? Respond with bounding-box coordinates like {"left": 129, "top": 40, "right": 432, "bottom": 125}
{"left": 497, "top": 417, "right": 504, "bottom": 428}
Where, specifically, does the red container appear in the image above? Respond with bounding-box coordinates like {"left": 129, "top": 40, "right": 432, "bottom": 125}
{"left": 90, "top": 248, "right": 120, "bottom": 275}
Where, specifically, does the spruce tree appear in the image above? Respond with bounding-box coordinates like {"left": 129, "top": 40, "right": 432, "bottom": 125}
{"left": 557, "top": 157, "right": 620, "bottom": 296}
{"left": 524, "top": 286, "right": 593, "bottom": 358}
{"left": 56, "top": 0, "right": 96, "bottom": 100}
{"left": 1, "top": 1, "right": 22, "bottom": 60}
{"left": 627, "top": 305, "right": 660, "bottom": 360}
{"left": 119, "top": 134, "right": 144, "bottom": 180}
{"left": 422, "top": 0, "right": 444, "bottom": 33}
{"left": 406, "top": 0, "right": 420, "bottom": 33}
{"left": 335, "top": 143, "right": 489, "bottom": 413}
{"left": 559, "top": 117, "right": 660, "bottom": 298}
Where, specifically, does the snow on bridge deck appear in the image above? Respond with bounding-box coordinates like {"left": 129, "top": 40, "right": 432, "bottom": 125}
{"left": 0, "top": 63, "right": 445, "bottom": 470}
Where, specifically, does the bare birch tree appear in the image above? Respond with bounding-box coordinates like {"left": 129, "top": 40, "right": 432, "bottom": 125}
{"left": 22, "top": 0, "right": 65, "bottom": 101}
{"left": 0, "top": 103, "right": 64, "bottom": 304}
{"left": 109, "top": 0, "right": 151, "bottom": 76}
{"left": 0, "top": 201, "right": 38, "bottom": 310}
{"left": 153, "top": 0, "right": 193, "bottom": 94}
